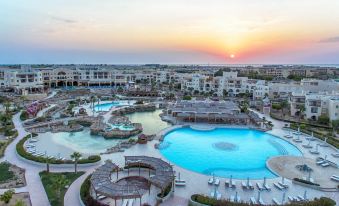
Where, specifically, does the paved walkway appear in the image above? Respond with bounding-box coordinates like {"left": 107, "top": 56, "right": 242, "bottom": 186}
{"left": 1, "top": 113, "right": 98, "bottom": 206}
{"left": 1, "top": 107, "right": 338, "bottom": 206}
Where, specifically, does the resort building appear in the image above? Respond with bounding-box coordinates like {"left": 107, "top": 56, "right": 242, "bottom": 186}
{"left": 166, "top": 100, "right": 263, "bottom": 125}
{"left": 0, "top": 66, "right": 44, "bottom": 94}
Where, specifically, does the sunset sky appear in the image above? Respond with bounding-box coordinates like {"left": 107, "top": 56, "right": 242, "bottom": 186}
{"left": 1, "top": 0, "right": 339, "bottom": 64}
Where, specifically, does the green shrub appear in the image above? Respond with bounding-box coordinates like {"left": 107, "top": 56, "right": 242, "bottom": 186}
{"left": 0, "top": 162, "right": 15, "bottom": 183}
{"left": 20, "top": 111, "right": 29, "bottom": 121}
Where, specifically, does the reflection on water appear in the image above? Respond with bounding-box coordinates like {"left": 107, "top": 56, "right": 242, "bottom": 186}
{"left": 125, "top": 109, "right": 171, "bottom": 135}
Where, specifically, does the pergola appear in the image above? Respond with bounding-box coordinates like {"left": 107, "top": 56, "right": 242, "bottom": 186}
{"left": 90, "top": 156, "right": 175, "bottom": 206}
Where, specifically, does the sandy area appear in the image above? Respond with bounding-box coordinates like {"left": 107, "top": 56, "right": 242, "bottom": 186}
{"left": 267, "top": 156, "right": 338, "bottom": 188}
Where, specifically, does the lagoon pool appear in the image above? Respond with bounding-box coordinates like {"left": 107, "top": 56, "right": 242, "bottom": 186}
{"left": 34, "top": 109, "right": 170, "bottom": 157}
{"left": 160, "top": 127, "right": 302, "bottom": 179}
{"left": 94, "top": 100, "right": 135, "bottom": 112}
{"left": 34, "top": 129, "right": 119, "bottom": 158}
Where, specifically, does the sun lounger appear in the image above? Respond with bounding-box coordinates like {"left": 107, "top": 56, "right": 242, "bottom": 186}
{"left": 331, "top": 153, "right": 339, "bottom": 158}
{"left": 316, "top": 160, "right": 325, "bottom": 165}
{"left": 231, "top": 181, "right": 236, "bottom": 188}
{"left": 288, "top": 196, "right": 294, "bottom": 201}
{"left": 321, "top": 162, "right": 330, "bottom": 167}
{"left": 309, "top": 150, "right": 319, "bottom": 155}
{"left": 127, "top": 199, "right": 134, "bottom": 206}
{"left": 256, "top": 182, "right": 264, "bottom": 191}
{"left": 97, "top": 195, "right": 106, "bottom": 200}
{"left": 259, "top": 198, "right": 266, "bottom": 205}
{"left": 175, "top": 181, "right": 186, "bottom": 186}
{"left": 122, "top": 199, "right": 128, "bottom": 206}
{"left": 293, "top": 139, "right": 302, "bottom": 143}
{"left": 284, "top": 135, "right": 293, "bottom": 139}
{"left": 263, "top": 183, "right": 271, "bottom": 191}
{"left": 248, "top": 182, "right": 254, "bottom": 189}
{"left": 241, "top": 181, "right": 247, "bottom": 189}
{"left": 272, "top": 198, "right": 281, "bottom": 205}
{"left": 250, "top": 197, "right": 257, "bottom": 204}
{"left": 330, "top": 175, "right": 339, "bottom": 182}
{"left": 297, "top": 196, "right": 305, "bottom": 201}
{"left": 214, "top": 178, "right": 220, "bottom": 186}
{"left": 278, "top": 182, "right": 288, "bottom": 188}
{"left": 208, "top": 178, "right": 214, "bottom": 184}
{"left": 273, "top": 182, "right": 284, "bottom": 190}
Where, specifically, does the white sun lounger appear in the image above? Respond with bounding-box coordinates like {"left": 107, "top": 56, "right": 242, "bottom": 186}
{"left": 321, "top": 162, "right": 330, "bottom": 167}
{"left": 272, "top": 198, "right": 281, "bottom": 205}
{"left": 330, "top": 175, "right": 339, "bottom": 182}
{"left": 127, "top": 199, "right": 134, "bottom": 206}
{"left": 297, "top": 196, "right": 305, "bottom": 201}
{"left": 264, "top": 183, "right": 271, "bottom": 191}
{"left": 214, "top": 178, "right": 220, "bottom": 186}
{"left": 331, "top": 153, "right": 339, "bottom": 158}
{"left": 288, "top": 196, "right": 294, "bottom": 201}
{"left": 175, "top": 181, "right": 186, "bottom": 186}
{"left": 256, "top": 182, "right": 264, "bottom": 191}
{"left": 309, "top": 150, "right": 319, "bottom": 154}
{"left": 284, "top": 135, "right": 293, "bottom": 139}
{"left": 250, "top": 197, "right": 257, "bottom": 204}
{"left": 316, "top": 160, "right": 325, "bottom": 165}
{"left": 259, "top": 198, "right": 266, "bottom": 205}
{"left": 278, "top": 182, "right": 288, "bottom": 188}
{"left": 122, "top": 199, "right": 128, "bottom": 206}
{"left": 208, "top": 178, "right": 214, "bottom": 184}
{"left": 273, "top": 182, "right": 284, "bottom": 190}
{"left": 97, "top": 195, "right": 106, "bottom": 200}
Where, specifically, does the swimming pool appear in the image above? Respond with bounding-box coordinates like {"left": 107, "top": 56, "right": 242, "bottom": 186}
{"left": 94, "top": 100, "right": 135, "bottom": 112}
{"left": 34, "top": 110, "right": 170, "bottom": 157}
{"left": 160, "top": 127, "right": 302, "bottom": 179}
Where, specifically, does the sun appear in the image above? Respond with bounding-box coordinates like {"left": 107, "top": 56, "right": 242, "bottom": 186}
{"left": 230, "top": 54, "right": 235, "bottom": 59}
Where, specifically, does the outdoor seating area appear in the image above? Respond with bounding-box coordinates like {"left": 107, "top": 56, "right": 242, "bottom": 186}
{"left": 90, "top": 156, "right": 175, "bottom": 206}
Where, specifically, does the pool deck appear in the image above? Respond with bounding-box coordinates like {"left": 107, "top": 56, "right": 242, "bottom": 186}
{"left": 1, "top": 106, "right": 339, "bottom": 206}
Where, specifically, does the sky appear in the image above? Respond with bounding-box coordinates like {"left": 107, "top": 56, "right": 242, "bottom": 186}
{"left": 1, "top": 0, "right": 339, "bottom": 64}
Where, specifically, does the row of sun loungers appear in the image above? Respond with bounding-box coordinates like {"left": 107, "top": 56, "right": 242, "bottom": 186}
{"left": 208, "top": 177, "right": 220, "bottom": 186}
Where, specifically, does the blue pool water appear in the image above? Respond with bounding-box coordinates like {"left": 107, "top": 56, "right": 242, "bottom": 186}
{"left": 160, "top": 127, "right": 302, "bottom": 179}
{"left": 94, "top": 100, "right": 135, "bottom": 111}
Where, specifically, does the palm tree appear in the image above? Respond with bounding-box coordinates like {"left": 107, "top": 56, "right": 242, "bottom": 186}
{"left": 52, "top": 175, "right": 69, "bottom": 200}
{"left": 45, "top": 155, "right": 51, "bottom": 174}
{"left": 70, "top": 152, "right": 82, "bottom": 174}
{"left": 298, "top": 105, "right": 305, "bottom": 122}
{"left": 4, "top": 101, "right": 11, "bottom": 114}
{"left": 280, "top": 100, "right": 288, "bottom": 116}
{"left": 89, "top": 96, "right": 96, "bottom": 114}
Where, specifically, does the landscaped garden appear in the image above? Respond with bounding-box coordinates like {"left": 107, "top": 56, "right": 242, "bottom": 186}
{"left": 0, "top": 162, "right": 26, "bottom": 189}
{"left": 39, "top": 171, "right": 85, "bottom": 206}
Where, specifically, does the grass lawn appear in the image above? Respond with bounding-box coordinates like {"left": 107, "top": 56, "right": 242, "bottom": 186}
{"left": 0, "top": 162, "right": 14, "bottom": 183}
{"left": 39, "top": 171, "right": 85, "bottom": 206}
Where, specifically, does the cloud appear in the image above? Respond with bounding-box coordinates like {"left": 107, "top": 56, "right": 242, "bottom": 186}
{"left": 50, "top": 15, "right": 77, "bottom": 24}
{"left": 319, "top": 36, "right": 339, "bottom": 43}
